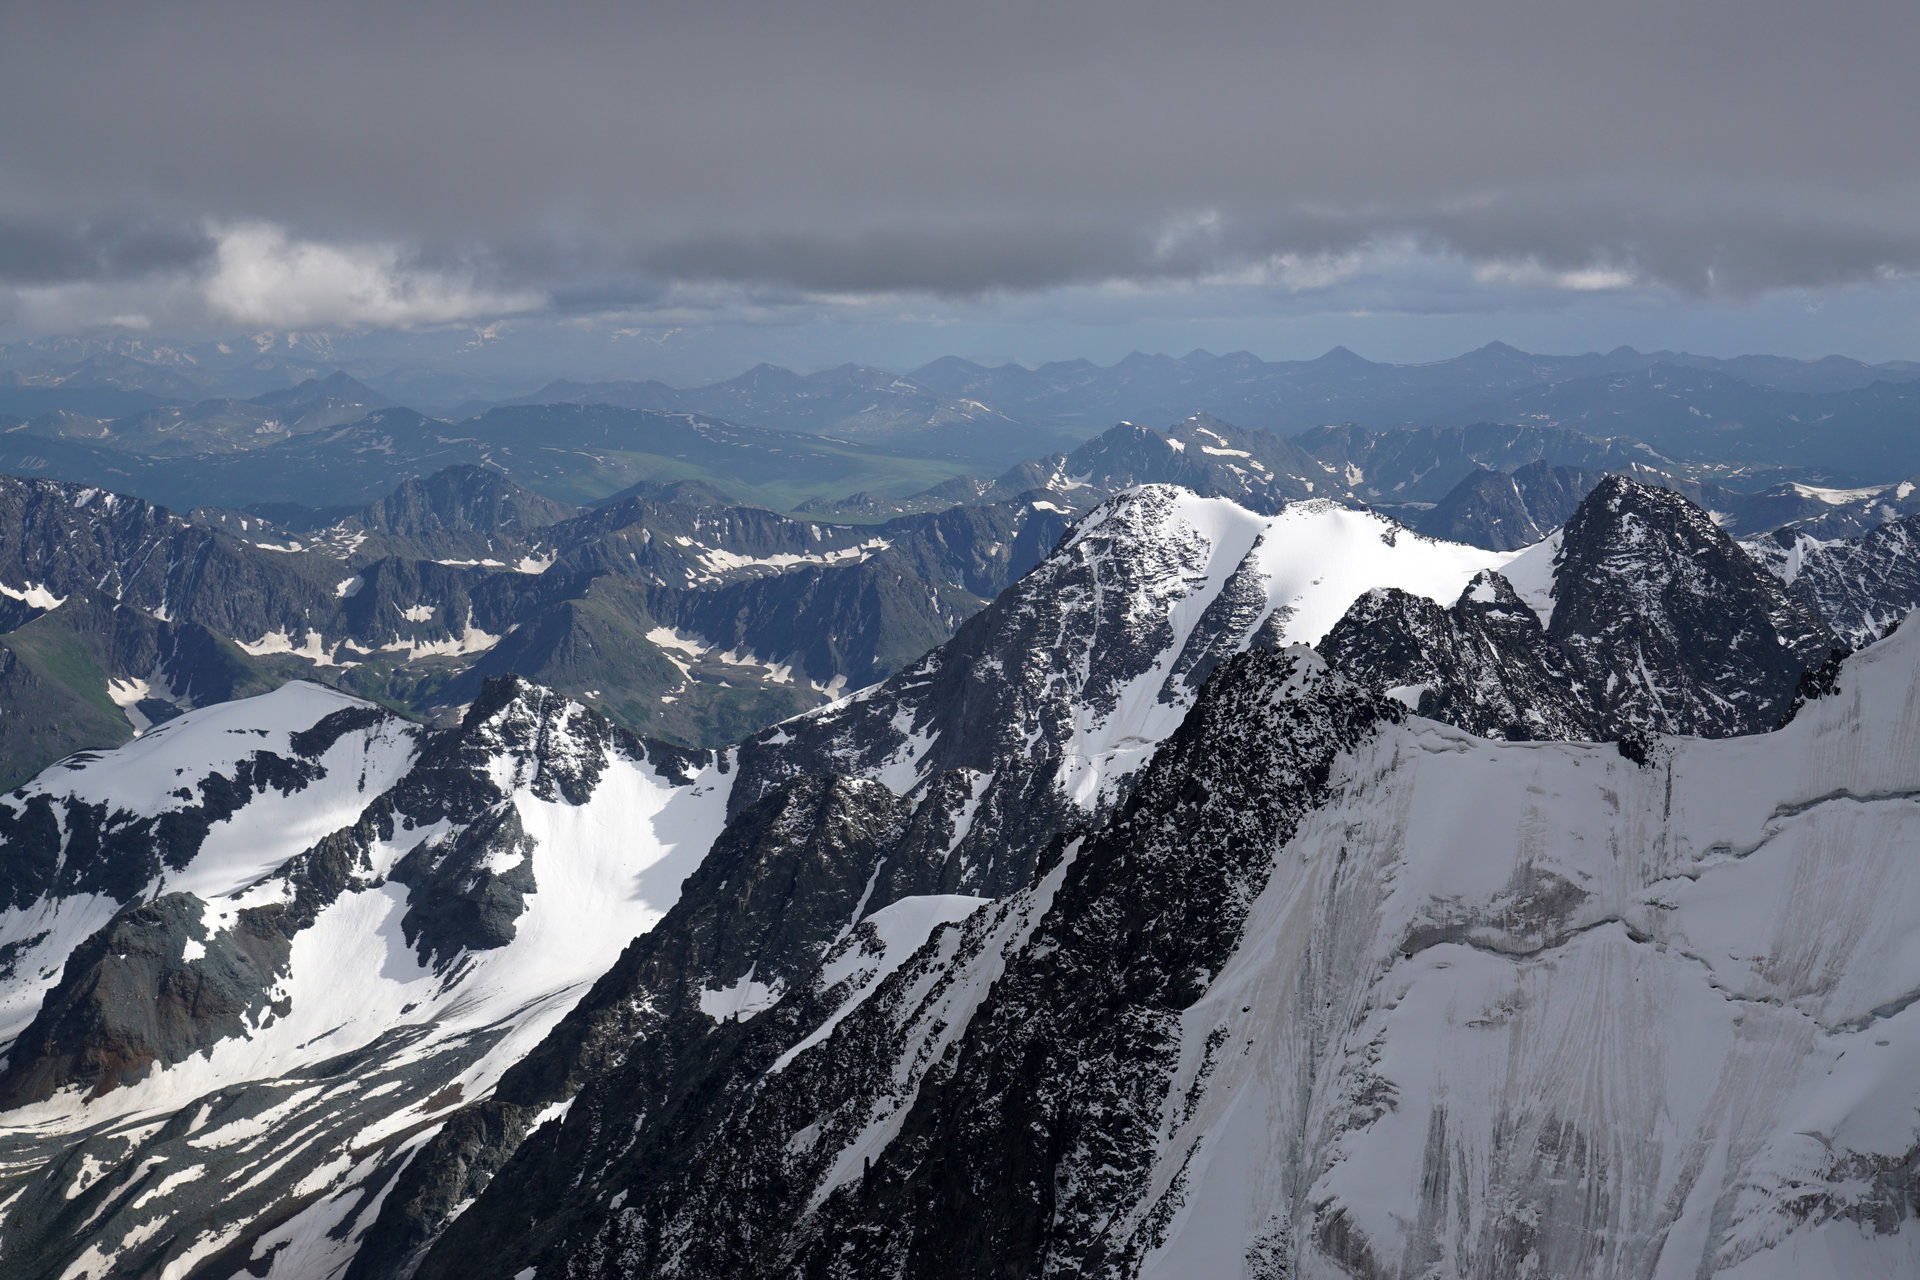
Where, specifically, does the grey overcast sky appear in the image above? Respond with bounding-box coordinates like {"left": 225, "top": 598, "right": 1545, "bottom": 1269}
{"left": 2, "top": 0, "right": 1918, "bottom": 371}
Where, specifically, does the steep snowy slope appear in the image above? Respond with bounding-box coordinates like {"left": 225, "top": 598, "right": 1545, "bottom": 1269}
{"left": 429, "top": 620, "right": 1920, "bottom": 1280}
{"left": 1142, "top": 619, "right": 1920, "bottom": 1280}
{"left": 0, "top": 678, "right": 729, "bottom": 1280}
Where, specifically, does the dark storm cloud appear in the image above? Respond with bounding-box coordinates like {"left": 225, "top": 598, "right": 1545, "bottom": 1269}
{"left": 645, "top": 224, "right": 1185, "bottom": 296}
{"left": 1, "top": 0, "right": 1917, "bottom": 316}
{"left": 0, "top": 216, "right": 212, "bottom": 287}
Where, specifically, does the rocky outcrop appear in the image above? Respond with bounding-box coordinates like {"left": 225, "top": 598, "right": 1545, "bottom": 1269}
{"left": 1320, "top": 571, "right": 1602, "bottom": 740}
{"left": 1325, "top": 479, "right": 1847, "bottom": 742}
{"left": 0, "top": 893, "right": 290, "bottom": 1108}
{"left": 1550, "top": 475, "right": 1837, "bottom": 735}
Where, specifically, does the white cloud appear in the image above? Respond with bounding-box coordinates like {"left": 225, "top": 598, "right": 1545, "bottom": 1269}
{"left": 0, "top": 222, "right": 548, "bottom": 335}
{"left": 1472, "top": 258, "right": 1639, "bottom": 292}
{"left": 201, "top": 223, "right": 545, "bottom": 329}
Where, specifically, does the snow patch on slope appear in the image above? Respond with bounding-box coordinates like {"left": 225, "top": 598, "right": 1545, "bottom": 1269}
{"left": 772, "top": 894, "right": 990, "bottom": 1072}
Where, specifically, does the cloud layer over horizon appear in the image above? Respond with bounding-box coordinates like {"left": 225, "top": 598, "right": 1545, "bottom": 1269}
{"left": 2, "top": 0, "right": 1916, "bottom": 343}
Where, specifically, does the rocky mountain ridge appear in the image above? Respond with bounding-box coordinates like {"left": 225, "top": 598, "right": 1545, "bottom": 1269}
{"left": 1, "top": 476, "right": 1918, "bottom": 1279}
{"left": 355, "top": 478, "right": 1911, "bottom": 1277}
{"left": 0, "top": 466, "right": 1076, "bottom": 773}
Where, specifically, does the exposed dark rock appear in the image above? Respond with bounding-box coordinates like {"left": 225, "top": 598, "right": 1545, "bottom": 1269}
{"left": 1550, "top": 475, "right": 1838, "bottom": 736}
{"left": 0, "top": 892, "right": 288, "bottom": 1107}
{"left": 1750, "top": 514, "right": 1920, "bottom": 646}
{"left": 1321, "top": 572, "right": 1602, "bottom": 740}
{"left": 390, "top": 806, "right": 540, "bottom": 966}
{"left": 1777, "top": 645, "right": 1854, "bottom": 727}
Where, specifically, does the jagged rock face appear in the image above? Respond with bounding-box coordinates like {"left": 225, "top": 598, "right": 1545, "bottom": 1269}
{"left": 0, "top": 677, "right": 730, "bottom": 1280}
{"left": 410, "top": 648, "right": 1402, "bottom": 1280}
{"left": 1548, "top": 475, "right": 1837, "bottom": 736}
{"left": 1749, "top": 514, "right": 1920, "bottom": 646}
{"left": 1323, "top": 479, "right": 1870, "bottom": 744}
{"left": 726, "top": 485, "right": 1509, "bottom": 892}
{"left": 1415, "top": 459, "right": 1602, "bottom": 550}
{"left": 427, "top": 616, "right": 1920, "bottom": 1280}
{"left": 1320, "top": 572, "right": 1603, "bottom": 740}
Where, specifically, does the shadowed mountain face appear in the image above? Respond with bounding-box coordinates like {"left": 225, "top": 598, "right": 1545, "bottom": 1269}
{"left": 1548, "top": 475, "right": 1838, "bottom": 736}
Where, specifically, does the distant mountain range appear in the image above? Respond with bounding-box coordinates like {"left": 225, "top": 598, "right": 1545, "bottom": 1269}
{"left": 804, "top": 415, "right": 1920, "bottom": 548}
{"left": 8, "top": 339, "right": 1920, "bottom": 483}
{"left": 0, "top": 400, "right": 964, "bottom": 513}
{"left": 459, "top": 343, "right": 1920, "bottom": 476}
{"left": 0, "top": 465, "right": 1073, "bottom": 786}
